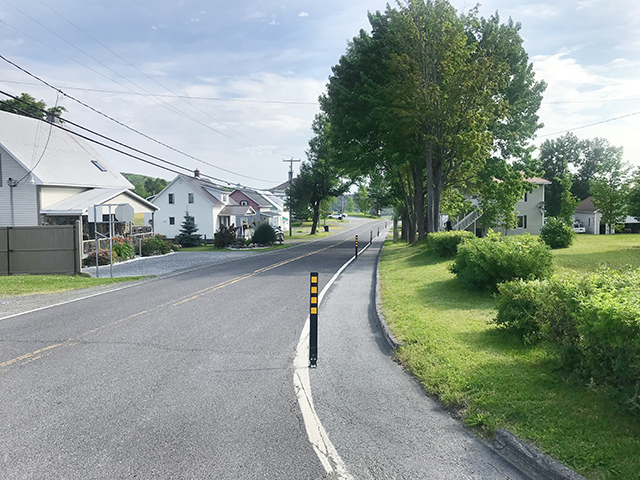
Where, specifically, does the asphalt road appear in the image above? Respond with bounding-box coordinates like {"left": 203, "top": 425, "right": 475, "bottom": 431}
{"left": 0, "top": 218, "right": 530, "bottom": 479}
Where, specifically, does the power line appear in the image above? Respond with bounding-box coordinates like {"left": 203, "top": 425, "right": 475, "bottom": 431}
{"left": 0, "top": 55, "right": 279, "bottom": 183}
{"left": 538, "top": 110, "right": 640, "bottom": 138}
{"left": 0, "top": 89, "right": 274, "bottom": 189}
{"left": 0, "top": 79, "right": 318, "bottom": 105}
{"left": 0, "top": 15, "right": 288, "bottom": 157}
{"left": 38, "top": 0, "right": 293, "bottom": 156}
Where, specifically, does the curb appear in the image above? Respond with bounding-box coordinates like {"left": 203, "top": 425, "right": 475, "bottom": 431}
{"left": 371, "top": 238, "right": 587, "bottom": 480}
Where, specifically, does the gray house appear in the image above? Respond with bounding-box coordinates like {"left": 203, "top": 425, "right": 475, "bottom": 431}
{"left": 0, "top": 110, "right": 157, "bottom": 234}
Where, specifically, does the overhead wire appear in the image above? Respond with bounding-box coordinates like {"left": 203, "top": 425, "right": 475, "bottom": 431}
{"left": 0, "top": 55, "right": 279, "bottom": 183}
{"left": 0, "top": 79, "right": 318, "bottom": 105}
{"left": 538, "top": 110, "right": 640, "bottom": 138}
{"left": 0, "top": 12, "right": 288, "bottom": 159}
{"left": 38, "top": 0, "right": 292, "bottom": 157}
{"left": 0, "top": 89, "right": 270, "bottom": 189}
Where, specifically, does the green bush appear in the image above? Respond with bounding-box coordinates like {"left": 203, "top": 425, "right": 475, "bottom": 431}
{"left": 252, "top": 223, "right": 276, "bottom": 245}
{"left": 213, "top": 225, "right": 237, "bottom": 248}
{"left": 141, "top": 235, "right": 172, "bottom": 256}
{"left": 540, "top": 217, "right": 575, "bottom": 249}
{"left": 426, "top": 230, "right": 476, "bottom": 257}
{"left": 494, "top": 268, "right": 640, "bottom": 412}
{"left": 112, "top": 238, "right": 135, "bottom": 260}
{"left": 450, "top": 233, "right": 553, "bottom": 291}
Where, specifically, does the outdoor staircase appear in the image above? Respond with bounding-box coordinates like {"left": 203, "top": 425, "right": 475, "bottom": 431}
{"left": 452, "top": 210, "right": 481, "bottom": 231}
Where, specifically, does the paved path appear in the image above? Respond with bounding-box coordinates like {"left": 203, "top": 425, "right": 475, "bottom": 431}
{"left": 308, "top": 232, "right": 530, "bottom": 479}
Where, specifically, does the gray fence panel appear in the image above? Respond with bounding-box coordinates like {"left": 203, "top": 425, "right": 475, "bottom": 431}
{"left": 0, "top": 224, "right": 80, "bottom": 276}
{"left": 0, "top": 229, "right": 7, "bottom": 275}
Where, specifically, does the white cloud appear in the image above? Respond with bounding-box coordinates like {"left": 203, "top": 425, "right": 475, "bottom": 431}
{"left": 514, "top": 4, "right": 561, "bottom": 19}
{"left": 299, "top": 12, "right": 309, "bottom": 17}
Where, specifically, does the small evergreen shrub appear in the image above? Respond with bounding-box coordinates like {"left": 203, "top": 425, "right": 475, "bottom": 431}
{"left": 141, "top": 235, "right": 172, "bottom": 256}
{"left": 213, "top": 225, "right": 237, "bottom": 248}
{"left": 252, "top": 223, "right": 276, "bottom": 245}
{"left": 112, "top": 237, "right": 135, "bottom": 261}
{"left": 540, "top": 217, "right": 575, "bottom": 249}
{"left": 451, "top": 233, "right": 553, "bottom": 291}
{"left": 176, "top": 214, "right": 202, "bottom": 247}
{"left": 426, "top": 230, "right": 475, "bottom": 257}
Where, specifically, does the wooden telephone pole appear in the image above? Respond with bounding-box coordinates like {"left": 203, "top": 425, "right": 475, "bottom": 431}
{"left": 283, "top": 158, "right": 301, "bottom": 237}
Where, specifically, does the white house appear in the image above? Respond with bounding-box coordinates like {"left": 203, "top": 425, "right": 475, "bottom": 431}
{"left": 0, "top": 110, "right": 157, "bottom": 235}
{"left": 147, "top": 172, "right": 256, "bottom": 240}
{"left": 452, "top": 176, "right": 551, "bottom": 235}
{"left": 230, "top": 187, "right": 287, "bottom": 231}
{"left": 573, "top": 196, "right": 614, "bottom": 234}
{"left": 509, "top": 177, "right": 551, "bottom": 235}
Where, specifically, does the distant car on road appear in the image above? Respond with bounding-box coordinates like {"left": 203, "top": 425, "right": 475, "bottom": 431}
{"left": 329, "top": 213, "right": 344, "bottom": 220}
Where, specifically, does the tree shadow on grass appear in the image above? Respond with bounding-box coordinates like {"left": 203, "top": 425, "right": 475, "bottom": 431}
{"left": 416, "top": 277, "right": 494, "bottom": 312}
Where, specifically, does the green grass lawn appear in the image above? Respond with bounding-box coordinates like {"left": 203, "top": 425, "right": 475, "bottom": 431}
{"left": 379, "top": 234, "right": 640, "bottom": 480}
{"left": 0, "top": 275, "right": 144, "bottom": 297}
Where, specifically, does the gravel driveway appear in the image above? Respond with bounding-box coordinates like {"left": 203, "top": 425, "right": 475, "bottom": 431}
{"left": 82, "top": 250, "right": 261, "bottom": 278}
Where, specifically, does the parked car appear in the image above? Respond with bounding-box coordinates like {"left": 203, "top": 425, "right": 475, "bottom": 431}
{"left": 573, "top": 221, "right": 586, "bottom": 233}
{"left": 329, "top": 213, "right": 343, "bottom": 220}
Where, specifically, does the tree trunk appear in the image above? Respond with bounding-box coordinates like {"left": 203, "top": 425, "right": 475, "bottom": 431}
{"left": 426, "top": 146, "right": 435, "bottom": 233}
{"left": 414, "top": 161, "right": 425, "bottom": 241}
{"left": 310, "top": 202, "right": 320, "bottom": 234}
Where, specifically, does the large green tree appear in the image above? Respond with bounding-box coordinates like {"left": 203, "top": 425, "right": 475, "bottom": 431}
{"left": 590, "top": 149, "right": 630, "bottom": 232}
{"left": 286, "top": 115, "right": 351, "bottom": 234}
{"left": 320, "top": 1, "right": 544, "bottom": 241}
{"left": 0, "top": 92, "right": 66, "bottom": 119}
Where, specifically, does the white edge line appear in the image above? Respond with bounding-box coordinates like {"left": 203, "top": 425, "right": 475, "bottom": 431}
{"left": 292, "top": 231, "right": 384, "bottom": 479}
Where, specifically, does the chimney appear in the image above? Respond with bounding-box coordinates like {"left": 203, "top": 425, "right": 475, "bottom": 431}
{"left": 194, "top": 169, "right": 200, "bottom": 178}
{"left": 46, "top": 112, "right": 63, "bottom": 124}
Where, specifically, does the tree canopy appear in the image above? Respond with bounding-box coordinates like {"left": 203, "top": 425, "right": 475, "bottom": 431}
{"left": 320, "top": 0, "right": 545, "bottom": 241}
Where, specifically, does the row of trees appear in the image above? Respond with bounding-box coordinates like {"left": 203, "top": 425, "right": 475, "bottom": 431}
{"left": 288, "top": 0, "right": 547, "bottom": 241}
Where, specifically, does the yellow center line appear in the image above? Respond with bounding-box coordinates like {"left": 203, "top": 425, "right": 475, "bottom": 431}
{"left": 0, "top": 236, "right": 352, "bottom": 373}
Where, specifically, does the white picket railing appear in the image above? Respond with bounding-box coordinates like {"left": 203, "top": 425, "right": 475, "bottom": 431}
{"left": 452, "top": 210, "right": 481, "bottom": 231}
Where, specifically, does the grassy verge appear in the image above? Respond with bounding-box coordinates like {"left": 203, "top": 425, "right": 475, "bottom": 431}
{"left": 379, "top": 235, "right": 640, "bottom": 480}
{"left": 0, "top": 275, "right": 145, "bottom": 297}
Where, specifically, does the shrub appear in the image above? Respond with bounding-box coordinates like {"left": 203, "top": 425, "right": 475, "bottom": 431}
{"left": 540, "top": 217, "right": 575, "bottom": 249}
{"left": 494, "top": 268, "right": 640, "bottom": 412}
{"left": 83, "top": 249, "right": 112, "bottom": 266}
{"left": 426, "top": 230, "right": 476, "bottom": 257}
{"left": 141, "top": 235, "right": 172, "bottom": 256}
{"left": 213, "top": 225, "right": 237, "bottom": 248}
{"left": 252, "top": 223, "right": 276, "bottom": 245}
{"left": 112, "top": 237, "right": 134, "bottom": 261}
{"left": 451, "top": 233, "right": 553, "bottom": 291}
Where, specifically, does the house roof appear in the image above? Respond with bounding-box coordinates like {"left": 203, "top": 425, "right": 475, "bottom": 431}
{"left": 271, "top": 180, "right": 290, "bottom": 192}
{"left": 219, "top": 205, "right": 256, "bottom": 216}
{"left": 524, "top": 177, "right": 552, "bottom": 185}
{"left": 40, "top": 188, "right": 158, "bottom": 215}
{"left": 575, "top": 196, "right": 597, "bottom": 213}
{"left": 0, "top": 110, "right": 132, "bottom": 189}
{"left": 159, "top": 174, "right": 237, "bottom": 207}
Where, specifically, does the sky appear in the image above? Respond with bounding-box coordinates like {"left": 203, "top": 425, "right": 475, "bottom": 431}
{"left": 0, "top": 0, "right": 639, "bottom": 189}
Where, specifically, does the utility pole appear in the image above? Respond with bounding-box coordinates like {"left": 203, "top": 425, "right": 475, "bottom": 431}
{"left": 283, "top": 158, "right": 301, "bottom": 237}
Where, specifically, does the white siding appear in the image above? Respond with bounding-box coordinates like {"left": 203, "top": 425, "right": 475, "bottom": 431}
{"left": 151, "top": 177, "right": 218, "bottom": 239}
{"left": 0, "top": 151, "right": 39, "bottom": 226}
{"left": 510, "top": 185, "right": 545, "bottom": 235}
{"left": 40, "top": 186, "right": 87, "bottom": 208}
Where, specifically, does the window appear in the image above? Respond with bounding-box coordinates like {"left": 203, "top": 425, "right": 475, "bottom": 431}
{"left": 188, "top": 193, "right": 194, "bottom": 204}
{"left": 169, "top": 217, "right": 175, "bottom": 225}
{"left": 221, "top": 193, "right": 228, "bottom": 203}
{"left": 240, "top": 200, "right": 248, "bottom": 206}
{"left": 168, "top": 193, "right": 174, "bottom": 204}
{"left": 523, "top": 192, "right": 528, "bottom": 202}
{"left": 588, "top": 218, "right": 591, "bottom": 227}
{"left": 91, "top": 160, "right": 107, "bottom": 172}
{"left": 516, "top": 215, "right": 528, "bottom": 229}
